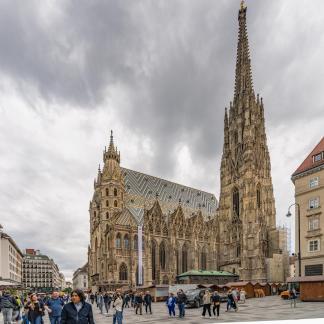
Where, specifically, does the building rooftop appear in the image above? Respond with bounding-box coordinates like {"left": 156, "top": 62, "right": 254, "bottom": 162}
{"left": 177, "top": 270, "right": 237, "bottom": 278}
{"left": 0, "top": 231, "right": 24, "bottom": 257}
{"left": 292, "top": 137, "right": 324, "bottom": 178}
{"left": 121, "top": 167, "right": 218, "bottom": 223}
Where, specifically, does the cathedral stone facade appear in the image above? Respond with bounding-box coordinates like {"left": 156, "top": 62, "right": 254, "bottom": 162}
{"left": 88, "top": 2, "right": 288, "bottom": 291}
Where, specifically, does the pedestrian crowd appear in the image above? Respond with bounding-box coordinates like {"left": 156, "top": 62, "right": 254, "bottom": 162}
{"left": 0, "top": 289, "right": 94, "bottom": 324}
{"left": 1, "top": 285, "right": 297, "bottom": 323}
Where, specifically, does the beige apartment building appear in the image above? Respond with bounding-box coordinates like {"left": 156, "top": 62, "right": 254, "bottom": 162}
{"left": 0, "top": 225, "right": 23, "bottom": 284}
{"left": 291, "top": 137, "right": 324, "bottom": 277}
{"left": 72, "top": 263, "right": 88, "bottom": 291}
{"left": 23, "top": 249, "right": 61, "bottom": 292}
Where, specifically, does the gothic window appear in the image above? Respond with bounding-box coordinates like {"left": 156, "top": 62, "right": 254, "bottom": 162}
{"left": 163, "top": 225, "right": 168, "bottom": 237}
{"left": 151, "top": 241, "right": 157, "bottom": 281}
{"left": 134, "top": 235, "right": 138, "bottom": 250}
{"left": 116, "top": 233, "right": 121, "bottom": 249}
{"left": 124, "top": 234, "right": 130, "bottom": 250}
{"left": 114, "top": 200, "right": 118, "bottom": 207}
{"left": 114, "top": 188, "right": 118, "bottom": 197}
{"left": 201, "top": 250, "right": 207, "bottom": 271}
{"left": 159, "top": 242, "right": 166, "bottom": 270}
{"left": 232, "top": 187, "right": 240, "bottom": 217}
{"left": 257, "top": 185, "right": 261, "bottom": 209}
{"left": 162, "top": 275, "right": 169, "bottom": 284}
{"left": 182, "top": 245, "right": 188, "bottom": 273}
{"left": 106, "top": 188, "right": 109, "bottom": 196}
{"left": 119, "top": 263, "right": 128, "bottom": 281}
{"left": 106, "top": 212, "right": 109, "bottom": 219}
{"left": 176, "top": 250, "right": 179, "bottom": 275}
{"left": 234, "top": 130, "right": 238, "bottom": 145}
{"left": 94, "top": 211, "right": 96, "bottom": 218}
{"left": 236, "top": 244, "right": 241, "bottom": 258}
{"left": 106, "top": 200, "right": 109, "bottom": 207}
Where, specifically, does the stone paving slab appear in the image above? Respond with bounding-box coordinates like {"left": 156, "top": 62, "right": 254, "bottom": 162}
{"left": 43, "top": 296, "right": 324, "bottom": 324}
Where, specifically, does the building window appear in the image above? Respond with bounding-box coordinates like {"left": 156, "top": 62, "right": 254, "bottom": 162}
{"left": 256, "top": 186, "right": 261, "bottom": 209}
{"left": 305, "top": 264, "right": 323, "bottom": 276}
{"left": 114, "top": 200, "right": 118, "bottom": 207}
{"left": 106, "top": 188, "right": 109, "bottom": 196}
{"left": 124, "top": 235, "right": 130, "bottom": 250}
{"left": 159, "top": 242, "right": 166, "bottom": 270}
{"left": 106, "top": 200, "right": 109, "bottom": 207}
{"left": 119, "top": 263, "right": 128, "bottom": 281}
{"left": 309, "top": 197, "right": 320, "bottom": 209}
{"left": 308, "top": 216, "right": 320, "bottom": 231}
{"left": 309, "top": 240, "right": 320, "bottom": 252}
{"left": 133, "top": 235, "right": 138, "bottom": 250}
{"left": 201, "top": 251, "right": 207, "bottom": 271}
{"left": 116, "top": 233, "right": 121, "bottom": 249}
{"left": 309, "top": 177, "right": 319, "bottom": 188}
{"left": 232, "top": 187, "right": 240, "bottom": 217}
{"left": 182, "top": 245, "right": 188, "bottom": 273}
{"left": 106, "top": 212, "right": 109, "bottom": 219}
{"left": 114, "top": 188, "right": 118, "bottom": 197}
{"left": 151, "top": 241, "right": 157, "bottom": 281}
{"left": 313, "top": 153, "right": 322, "bottom": 162}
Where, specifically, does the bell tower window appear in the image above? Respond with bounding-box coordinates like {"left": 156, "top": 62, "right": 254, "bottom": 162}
{"left": 114, "top": 188, "right": 118, "bottom": 196}
{"left": 114, "top": 200, "right": 118, "bottom": 207}
{"left": 232, "top": 187, "right": 240, "bottom": 217}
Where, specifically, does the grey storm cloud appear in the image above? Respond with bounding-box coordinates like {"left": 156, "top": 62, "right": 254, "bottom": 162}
{"left": 0, "top": 0, "right": 324, "bottom": 278}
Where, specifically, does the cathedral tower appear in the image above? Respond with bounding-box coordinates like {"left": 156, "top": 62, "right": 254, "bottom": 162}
{"left": 218, "top": 1, "right": 276, "bottom": 281}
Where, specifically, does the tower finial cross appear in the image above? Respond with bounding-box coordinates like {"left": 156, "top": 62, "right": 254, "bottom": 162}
{"left": 241, "top": 0, "right": 245, "bottom": 10}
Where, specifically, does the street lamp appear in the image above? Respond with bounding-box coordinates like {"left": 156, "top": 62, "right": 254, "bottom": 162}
{"left": 286, "top": 203, "right": 301, "bottom": 277}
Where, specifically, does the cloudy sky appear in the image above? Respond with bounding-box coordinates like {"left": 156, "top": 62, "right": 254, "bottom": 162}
{"left": 0, "top": 0, "right": 323, "bottom": 280}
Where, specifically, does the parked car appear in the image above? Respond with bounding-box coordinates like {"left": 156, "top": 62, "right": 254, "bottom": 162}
{"left": 184, "top": 288, "right": 211, "bottom": 308}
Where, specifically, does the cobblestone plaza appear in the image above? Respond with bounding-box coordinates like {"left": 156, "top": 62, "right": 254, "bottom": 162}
{"left": 43, "top": 296, "right": 323, "bottom": 324}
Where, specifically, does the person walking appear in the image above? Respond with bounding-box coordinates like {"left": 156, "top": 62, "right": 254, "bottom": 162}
{"left": 135, "top": 292, "right": 143, "bottom": 315}
{"left": 61, "top": 289, "right": 94, "bottom": 324}
{"left": 201, "top": 290, "right": 212, "bottom": 319}
{"left": 226, "top": 289, "right": 236, "bottom": 312}
{"left": 12, "top": 295, "right": 22, "bottom": 323}
{"left": 112, "top": 292, "right": 123, "bottom": 324}
{"left": 89, "top": 293, "right": 95, "bottom": 305}
{"left": 176, "top": 289, "right": 187, "bottom": 318}
{"left": 211, "top": 291, "right": 221, "bottom": 318}
{"left": 290, "top": 288, "right": 297, "bottom": 308}
{"left": 166, "top": 293, "right": 176, "bottom": 317}
{"left": 45, "top": 291, "right": 65, "bottom": 324}
{"left": 144, "top": 291, "right": 153, "bottom": 315}
{"left": 240, "top": 289, "right": 246, "bottom": 304}
{"left": 0, "top": 290, "right": 18, "bottom": 324}
{"left": 103, "top": 292, "right": 112, "bottom": 314}
{"left": 24, "top": 293, "right": 45, "bottom": 324}
{"left": 232, "top": 288, "right": 239, "bottom": 312}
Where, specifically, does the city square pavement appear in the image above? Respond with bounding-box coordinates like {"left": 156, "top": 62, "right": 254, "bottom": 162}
{"left": 43, "top": 295, "right": 324, "bottom": 323}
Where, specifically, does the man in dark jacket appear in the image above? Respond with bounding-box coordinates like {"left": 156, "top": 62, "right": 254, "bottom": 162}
{"left": 0, "top": 291, "right": 18, "bottom": 324}
{"left": 134, "top": 292, "right": 143, "bottom": 315}
{"left": 143, "top": 291, "right": 152, "bottom": 314}
{"left": 176, "top": 290, "right": 187, "bottom": 318}
{"left": 61, "top": 289, "right": 94, "bottom": 324}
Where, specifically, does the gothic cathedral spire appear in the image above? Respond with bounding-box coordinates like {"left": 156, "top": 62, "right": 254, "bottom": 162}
{"left": 218, "top": 2, "right": 278, "bottom": 282}
{"left": 234, "top": 1, "right": 254, "bottom": 102}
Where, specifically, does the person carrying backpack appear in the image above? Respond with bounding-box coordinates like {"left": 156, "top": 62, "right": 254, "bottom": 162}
{"left": 0, "top": 291, "right": 18, "bottom": 324}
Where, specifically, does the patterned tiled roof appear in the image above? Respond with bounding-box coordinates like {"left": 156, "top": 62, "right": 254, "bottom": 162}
{"left": 121, "top": 167, "right": 218, "bottom": 223}
{"left": 292, "top": 137, "right": 324, "bottom": 177}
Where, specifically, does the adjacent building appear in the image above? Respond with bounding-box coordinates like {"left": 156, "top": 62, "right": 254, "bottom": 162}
{"left": 72, "top": 263, "right": 88, "bottom": 290}
{"left": 0, "top": 225, "right": 23, "bottom": 285}
{"left": 59, "top": 272, "right": 66, "bottom": 290}
{"left": 291, "top": 137, "right": 324, "bottom": 277}
{"left": 88, "top": 2, "right": 288, "bottom": 291}
{"left": 23, "top": 249, "right": 61, "bottom": 292}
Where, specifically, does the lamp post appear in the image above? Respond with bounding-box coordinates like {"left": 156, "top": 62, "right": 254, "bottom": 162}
{"left": 286, "top": 203, "right": 301, "bottom": 277}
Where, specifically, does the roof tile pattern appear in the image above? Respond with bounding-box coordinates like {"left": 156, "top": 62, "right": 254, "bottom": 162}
{"left": 121, "top": 167, "right": 218, "bottom": 223}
